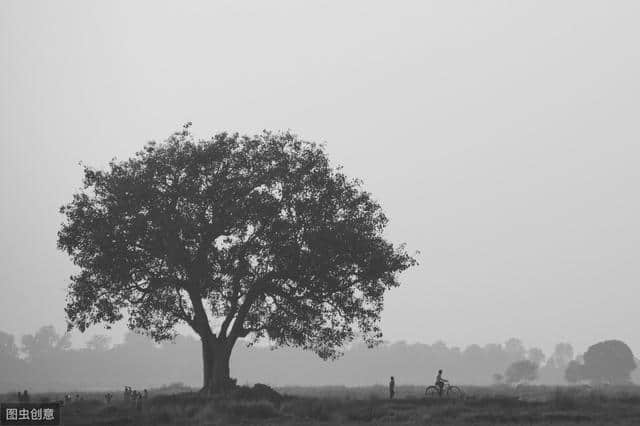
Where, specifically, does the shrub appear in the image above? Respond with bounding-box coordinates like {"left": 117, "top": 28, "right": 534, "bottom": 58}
{"left": 232, "top": 383, "right": 282, "bottom": 405}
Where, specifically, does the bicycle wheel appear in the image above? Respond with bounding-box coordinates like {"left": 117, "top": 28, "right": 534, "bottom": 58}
{"left": 425, "top": 386, "right": 441, "bottom": 398}
{"left": 446, "top": 386, "right": 464, "bottom": 399}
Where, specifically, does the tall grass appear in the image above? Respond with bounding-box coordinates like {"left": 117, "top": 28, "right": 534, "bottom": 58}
{"left": 2, "top": 384, "right": 640, "bottom": 425}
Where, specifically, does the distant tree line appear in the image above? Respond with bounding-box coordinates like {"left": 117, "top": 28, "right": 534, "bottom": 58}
{"left": 0, "top": 327, "right": 637, "bottom": 392}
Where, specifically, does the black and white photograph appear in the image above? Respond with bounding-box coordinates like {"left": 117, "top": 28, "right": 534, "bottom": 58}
{"left": 1, "top": 1, "right": 639, "bottom": 425}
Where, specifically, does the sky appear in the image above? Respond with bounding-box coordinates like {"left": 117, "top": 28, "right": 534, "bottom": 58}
{"left": 1, "top": 0, "right": 639, "bottom": 358}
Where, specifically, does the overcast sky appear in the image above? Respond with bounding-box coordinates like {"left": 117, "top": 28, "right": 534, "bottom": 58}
{"left": 1, "top": 0, "right": 639, "bottom": 358}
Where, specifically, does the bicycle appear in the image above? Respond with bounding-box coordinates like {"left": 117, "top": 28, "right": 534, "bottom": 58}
{"left": 425, "top": 382, "right": 464, "bottom": 399}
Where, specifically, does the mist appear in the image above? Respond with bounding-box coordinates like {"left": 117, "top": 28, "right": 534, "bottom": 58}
{"left": 1, "top": 326, "right": 637, "bottom": 392}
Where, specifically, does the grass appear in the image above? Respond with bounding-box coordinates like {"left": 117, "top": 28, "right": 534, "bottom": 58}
{"left": 2, "top": 385, "right": 640, "bottom": 425}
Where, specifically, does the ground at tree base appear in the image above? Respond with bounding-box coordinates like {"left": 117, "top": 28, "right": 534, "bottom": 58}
{"left": 2, "top": 385, "right": 639, "bottom": 425}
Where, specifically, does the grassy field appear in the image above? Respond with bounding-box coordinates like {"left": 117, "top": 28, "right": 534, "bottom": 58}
{"left": 2, "top": 385, "right": 639, "bottom": 425}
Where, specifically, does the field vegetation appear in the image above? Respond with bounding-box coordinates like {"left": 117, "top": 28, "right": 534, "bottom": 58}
{"left": 3, "top": 384, "right": 639, "bottom": 425}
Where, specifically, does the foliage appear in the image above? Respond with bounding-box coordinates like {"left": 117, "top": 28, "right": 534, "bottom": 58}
{"left": 565, "top": 340, "right": 637, "bottom": 385}
{"left": 545, "top": 342, "right": 574, "bottom": 372}
{"left": 57, "top": 126, "right": 416, "bottom": 359}
{"left": 21, "top": 326, "right": 71, "bottom": 361}
{"left": 565, "top": 360, "right": 583, "bottom": 384}
{"left": 0, "top": 331, "right": 19, "bottom": 359}
{"left": 505, "top": 360, "right": 539, "bottom": 384}
{"left": 527, "top": 347, "right": 545, "bottom": 365}
{"left": 3, "top": 326, "right": 619, "bottom": 392}
{"left": 504, "top": 338, "right": 526, "bottom": 361}
{"left": 6, "top": 386, "right": 640, "bottom": 425}
{"left": 84, "top": 334, "right": 111, "bottom": 352}
{"left": 231, "top": 383, "right": 282, "bottom": 405}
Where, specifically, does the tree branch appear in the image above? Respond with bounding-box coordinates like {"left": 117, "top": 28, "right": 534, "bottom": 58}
{"left": 227, "top": 271, "right": 277, "bottom": 339}
{"left": 187, "top": 288, "right": 214, "bottom": 339}
{"left": 175, "top": 288, "right": 196, "bottom": 328}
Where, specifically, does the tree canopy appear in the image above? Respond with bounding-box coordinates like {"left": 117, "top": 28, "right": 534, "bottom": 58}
{"left": 0, "top": 331, "right": 19, "bottom": 360}
{"left": 58, "top": 125, "right": 417, "bottom": 392}
{"left": 504, "top": 359, "right": 538, "bottom": 385}
{"left": 21, "top": 326, "right": 71, "bottom": 361}
{"left": 566, "top": 340, "right": 637, "bottom": 385}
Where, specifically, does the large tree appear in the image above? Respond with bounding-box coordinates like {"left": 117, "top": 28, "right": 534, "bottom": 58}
{"left": 58, "top": 125, "right": 417, "bottom": 393}
{"left": 21, "top": 325, "right": 71, "bottom": 362}
{"left": 566, "top": 340, "right": 637, "bottom": 385}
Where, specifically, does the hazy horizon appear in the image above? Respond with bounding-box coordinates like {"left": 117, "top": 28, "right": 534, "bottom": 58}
{"left": 2, "top": 326, "right": 637, "bottom": 391}
{"left": 2, "top": 0, "right": 640, "bottom": 360}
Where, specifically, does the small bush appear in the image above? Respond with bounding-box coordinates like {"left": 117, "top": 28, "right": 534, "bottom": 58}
{"left": 232, "top": 383, "right": 282, "bottom": 405}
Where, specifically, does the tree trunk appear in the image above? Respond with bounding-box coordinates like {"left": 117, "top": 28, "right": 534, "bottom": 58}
{"left": 200, "top": 338, "right": 235, "bottom": 395}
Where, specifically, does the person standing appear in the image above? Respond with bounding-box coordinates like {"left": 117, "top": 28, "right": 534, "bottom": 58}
{"left": 135, "top": 392, "right": 142, "bottom": 411}
{"left": 389, "top": 376, "right": 395, "bottom": 400}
